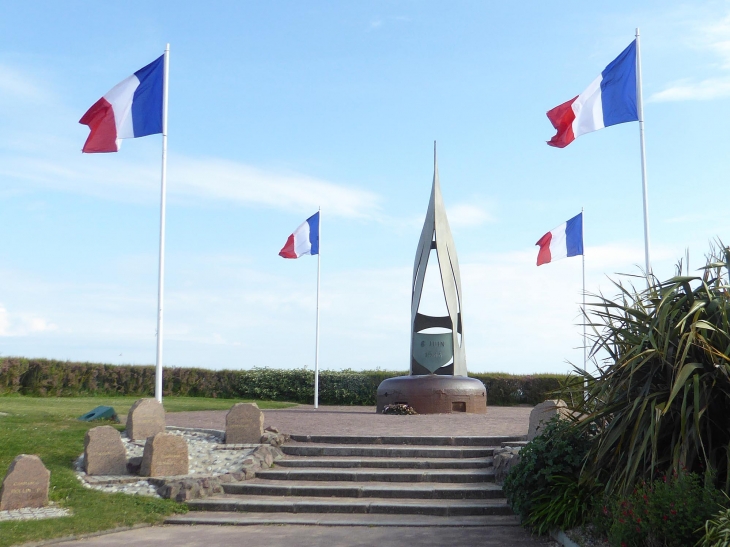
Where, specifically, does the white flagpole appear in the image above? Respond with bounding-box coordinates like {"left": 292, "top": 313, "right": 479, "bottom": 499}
{"left": 582, "top": 207, "right": 586, "bottom": 376}
{"left": 314, "top": 207, "right": 321, "bottom": 409}
{"left": 154, "top": 43, "right": 170, "bottom": 403}
{"left": 635, "top": 28, "right": 651, "bottom": 276}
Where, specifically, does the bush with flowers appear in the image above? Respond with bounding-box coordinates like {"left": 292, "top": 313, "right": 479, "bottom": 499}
{"left": 591, "top": 468, "right": 723, "bottom": 547}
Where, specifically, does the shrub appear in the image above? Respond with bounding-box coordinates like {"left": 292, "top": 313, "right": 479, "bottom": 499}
{"left": 503, "top": 417, "right": 594, "bottom": 532}
{"left": 561, "top": 243, "right": 730, "bottom": 495}
{"left": 600, "top": 469, "right": 724, "bottom": 547}
{"left": 0, "top": 358, "right": 566, "bottom": 405}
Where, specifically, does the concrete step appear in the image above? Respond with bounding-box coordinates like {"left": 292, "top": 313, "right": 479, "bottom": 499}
{"left": 188, "top": 496, "right": 513, "bottom": 516}
{"left": 165, "top": 511, "right": 521, "bottom": 527}
{"left": 275, "top": 456, "right": 493, "bottom": 469}
{"left": 289, "top": 435, "right": 526, "bottom": 446}
{"left": 255, "top": 468, "right": 495, "bottom": 483}
{"left": 223, "top": 480, "right": 504, "bottom": 499}
{"left": 281, "top": 444, "right": 495, "bottom": 459}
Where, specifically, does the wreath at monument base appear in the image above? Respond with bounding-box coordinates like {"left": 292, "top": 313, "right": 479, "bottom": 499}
{"left": 382, "top": 404, "right": 418, "bottom": 415}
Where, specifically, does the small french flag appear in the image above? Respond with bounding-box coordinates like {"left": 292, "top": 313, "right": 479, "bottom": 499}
{"left": 279, "top": 212, "right": 320, "bottom": 259}
{"left": 536, "top": 213, "right": 583, "bottom": 266}
{"left": 547, "top": 41, "right": 638, "bottom": 148}
{"left": 79, "top": 55, "right": 164, "bottom": 153}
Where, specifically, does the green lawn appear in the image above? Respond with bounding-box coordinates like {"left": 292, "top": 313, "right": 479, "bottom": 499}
{"left": 0, "top": 395, "right": 297, "bottom": 547}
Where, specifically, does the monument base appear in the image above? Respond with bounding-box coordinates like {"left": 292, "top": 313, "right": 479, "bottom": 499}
{"left": 376, "top": 375, "right": 487, "bottom": 414}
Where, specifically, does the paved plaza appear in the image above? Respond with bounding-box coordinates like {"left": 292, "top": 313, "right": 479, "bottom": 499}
{"left": 164, "top": 404, "right": 533, "bottom": 437}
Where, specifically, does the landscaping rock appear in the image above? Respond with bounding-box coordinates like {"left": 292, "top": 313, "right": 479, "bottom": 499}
{"left": 260, "top": 430, "right": 289, "bottom": 447}
{"left": 0, "top": 455, "right": 50, "bottom": 511}
{"left": 528, "top": 399, "right": 568, "bottom": 440}
{"left": 156, "top": 476, "right": 224, "bottom": 502}
{"left": 225, "top": 403, "right": 264, "bottom": 444}
{"left": 126, "top": 399, "right": 165, "bottom": 441}
{"left": 84, "top": 426, "right": 127, "bottom": 476}
{"left": 126, "top": 456, "right": 143, "bottom": 475}
{"left": 493, "top": 447, "right": 522, "bottom": 485}
{"left": 139, "top": 433, "right": 188, "bottom": 477}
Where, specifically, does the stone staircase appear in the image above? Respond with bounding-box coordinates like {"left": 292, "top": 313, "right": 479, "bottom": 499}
{"left": 166, "top": 434, "right": 525, "bottom": 527}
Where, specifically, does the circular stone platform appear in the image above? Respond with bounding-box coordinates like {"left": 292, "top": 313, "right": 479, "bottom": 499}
{"left": 376, "top": 375, "right": 487, "bottom": 414}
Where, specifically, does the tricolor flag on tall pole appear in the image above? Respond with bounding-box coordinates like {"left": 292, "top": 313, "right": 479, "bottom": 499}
{"left": 536, "top": 212, "right": 588, "bottom": 375}
{"left": 546, "top": 30, "right": 651, "bottom": 276}
{"left": 79, "top": 46, "right": 170, "bottom": 403}
{"left": 280, "top": 210, "right": 322, "bottom": 409}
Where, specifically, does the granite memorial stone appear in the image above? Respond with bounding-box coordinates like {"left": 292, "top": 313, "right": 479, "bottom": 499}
{"left": 225, "top": 402, "right": 264, "bottom": 444}
{"left": 528, "top": 399, "right": 569, "bottom": 440}
{"left": 84, "top": 425, "right": 128, "bottom": 476}
{"left": 139, "top": 433, "right": 188, "bottom": 477}
{"left": 126, "top": 398, "right": 165, "bottom": 441}
{"left": 0, "top": 454, "right": 50, "bottom": 511}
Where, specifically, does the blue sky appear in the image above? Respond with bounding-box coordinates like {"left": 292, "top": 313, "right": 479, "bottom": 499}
{"left": 1, "top": 1, "right": 730, "bottom": 374}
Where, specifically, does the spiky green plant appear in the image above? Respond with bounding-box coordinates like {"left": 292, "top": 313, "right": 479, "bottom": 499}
{"left": 698, "top": 496, "right": 730, "bottom": 547}
{"left": 562, "top": 243, "right": 730, "bottom": 496}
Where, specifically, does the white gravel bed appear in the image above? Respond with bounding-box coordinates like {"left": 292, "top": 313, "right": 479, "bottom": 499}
{"left": 0, "top": 504, "right": 71, "bottom": 522}
{"left": 74, "top": 428, "right": 255, "bottom": 497}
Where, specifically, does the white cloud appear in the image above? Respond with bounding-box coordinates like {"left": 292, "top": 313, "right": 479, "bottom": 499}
{"left": 0, "top": 64, "right": 50, "bottom": 102}
{"left": 171, "top": 156, "right": 381, "bottom": 218}
{"left": 651, "top": 77, "right": 730, "bottom": 102}
{"left": 0, "top": 152, "right": 382, "bottom": 218}
{"left": 0, "top": 306, "right": 9, "bottom": 336}
{"left": 447, "top": 203, "right": 494, "bottom": 228}
{"left": 0, "top": 303, "right": 57, "bottom": 337}
{"left": 650, "top": 13, "right": 730, "bottom": 102}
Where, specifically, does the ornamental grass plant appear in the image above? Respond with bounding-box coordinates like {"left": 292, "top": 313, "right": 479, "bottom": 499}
{"left": 698, "top": 495, "right": 730, "bottom": 547}
{"left": 560, "top": 243, "right": 730, "bottom": 497}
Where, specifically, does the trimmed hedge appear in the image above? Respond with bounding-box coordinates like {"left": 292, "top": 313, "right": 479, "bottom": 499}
{"left": 0, "top": 357, "right": 567, "bottom": 406}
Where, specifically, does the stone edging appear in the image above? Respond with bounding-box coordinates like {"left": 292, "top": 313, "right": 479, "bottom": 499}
{"left": 550, "top": 529, "right": 581, "bottom": 547}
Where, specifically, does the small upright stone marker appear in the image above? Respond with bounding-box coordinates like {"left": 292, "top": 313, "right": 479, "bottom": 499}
{"left": 225, "top": 403, "right": 264, "bottom": 444}
{"left": 84, "top": 426, "right": 128, "bottom": 476}
{"left": 528, "top": 399, "right": 568, "bottom": 440}
{"left": 0, "top": 455, "right": 50, "bottom": 511}
{"left": 126, "top": 398, "right": 165, "bottom": 441}
{"left": 139, "top": 433, "right": 188, "bottom": 477}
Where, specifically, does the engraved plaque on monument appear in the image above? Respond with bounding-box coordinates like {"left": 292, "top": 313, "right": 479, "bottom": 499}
{"left": 84, "top": 425, "right": 128, "bottom": 476}
{"left": 0, "top": 454, "right": 50, "bottom": 511}
{"left": 139, "top": 433, "right": 188, "bottom": 477}
{"left": 377, "top": 143, "right": 487, "bottom": 414}
{"left": 126, "top": 398, "right": 165, "bottom": 441}
{"left": 412, "top": 333, "right": 454, "bottom": 373}
{"left": 225, "top": 403, "right": 264, "bottom": 444}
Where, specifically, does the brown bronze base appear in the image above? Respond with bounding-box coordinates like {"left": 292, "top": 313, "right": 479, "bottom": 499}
{"left": 376, "top": 375, "right": 487, "bottom": 414}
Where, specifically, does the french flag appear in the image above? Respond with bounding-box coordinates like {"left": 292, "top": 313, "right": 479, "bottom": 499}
{"left": 79, "top": 55, "right": 164, "bottom": 153}
{"left": 547, "top": 41, "right": 638, "bottom": 148}
{"left": 536, "top": 213, "right": 583, "bottom": 266}
{"left": 279, "top": 212, "right": 320, "bottom": 259}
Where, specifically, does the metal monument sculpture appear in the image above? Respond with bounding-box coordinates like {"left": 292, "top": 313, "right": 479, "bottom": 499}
{"left": 377, "top": 145, "right": 487, "bottom": 414}
{"left": 410, "top": 146, "right": 465, "bottom": 376}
